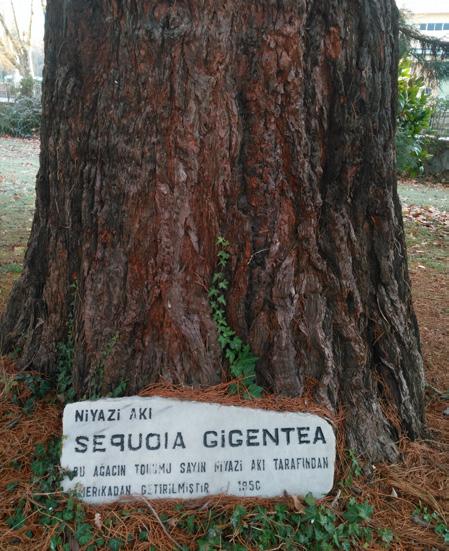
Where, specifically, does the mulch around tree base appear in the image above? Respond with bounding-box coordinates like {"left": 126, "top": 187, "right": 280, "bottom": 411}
{"left": 0, "top": 267, "right": 447, "bottom": 550}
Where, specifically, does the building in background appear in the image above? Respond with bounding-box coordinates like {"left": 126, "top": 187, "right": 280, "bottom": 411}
{"left": 400, "top": 5, "right": 449, "bottom": 97}
{"left": 413, "top": 16, "right": 449, "bottom": 40}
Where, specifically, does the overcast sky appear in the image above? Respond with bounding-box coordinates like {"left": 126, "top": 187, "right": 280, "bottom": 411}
{"left": 0, "top": 0, "right": 44, "bottom": 43}
{"left": 397, "top": 0, "right": 449, "bottom": 12}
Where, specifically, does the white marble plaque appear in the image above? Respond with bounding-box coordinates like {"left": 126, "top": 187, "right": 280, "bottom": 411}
{"left": 61, "top": 396, "right": 336, "bottom": 504}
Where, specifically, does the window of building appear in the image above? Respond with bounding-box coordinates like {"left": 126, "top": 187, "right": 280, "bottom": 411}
{"left": 419, "top": 23, "right": 427, "bottom": 30}
{"left": 435, "top": 23, "right": 443, "bottom": 31}
{"left": 427, "top": 23, "right": 435, "bottom": 30}
{"left": 444, "top": 23, "right": 449, "bottom": 30}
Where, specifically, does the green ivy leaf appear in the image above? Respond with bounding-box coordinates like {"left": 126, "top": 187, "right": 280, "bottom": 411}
{"left": 108, "top": 538, "right": 123, "bottom": 550}
{"left": 378, "top": 527, "right": 394, "bottom": 545}
{"left": 246, "top": 383, "right": 263, "bottom": 398}
{"left": 343, "top": 500, "right": 373, "bottom": 523}
{"left": 75, "top": 522, "right": 93, "bottom": 545}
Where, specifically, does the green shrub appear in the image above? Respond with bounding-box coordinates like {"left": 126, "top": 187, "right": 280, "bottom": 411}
{"left": 0, "top": 96, "right": 41, "bottom": 137}
{"left": 19, "top": 75, "right": 35, "bottom": 97}
{"left": 396, "top": 59, "right": 434, "bottom": 175}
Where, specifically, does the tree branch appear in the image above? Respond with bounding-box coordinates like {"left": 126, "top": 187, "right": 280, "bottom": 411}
{"left": 0, "top": 2, "right": 35, "bottom": 77}
{"left": 27, "top": 0, "right": 34, "bottom": 47}
{"left": 399, "top": 23, "right": 449, "bottom": 57}
{"left": 0, "top": 12, "right": 22, "bottom": 53}
{"left": 9, "top": 0, "right": 22, "bottom": 46}
{"left": 0, "top": 40, "right": 20, "bottom": 70}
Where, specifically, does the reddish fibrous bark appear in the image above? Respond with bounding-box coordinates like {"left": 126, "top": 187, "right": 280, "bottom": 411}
{"left": 1, "top": 0, "right": 425, "bottom": 461}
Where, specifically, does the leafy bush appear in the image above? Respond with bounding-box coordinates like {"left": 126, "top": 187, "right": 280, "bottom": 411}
{"left": 0, "top": 95, "right": 41, "bottom": 137}
{"left": 396, "top": 59, "right": 434, "bottom": 175}
{"left": 19, "top": 75, "right": 35, "bottom": 97}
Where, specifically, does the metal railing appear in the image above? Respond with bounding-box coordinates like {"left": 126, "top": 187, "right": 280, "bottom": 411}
{"left": 429, "top": 100, "right": 449, "bottom": 137}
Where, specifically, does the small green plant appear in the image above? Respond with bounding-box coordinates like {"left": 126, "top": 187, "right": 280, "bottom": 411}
{"left": 5, "top": 435, "right": 97, "bottom": 550}
{"left": 378, "top": 527, "right": 394, "bottom": 546}
{"left": 55, "top": 288, "right": 126, "bottom": 402}
{"left": 8, "top": 346, "right": 23, "bottom": 361}
{"left": 31, "top": 437, "right": 63, "bottom": 492}
{"left": 56, "top": 284, "right": 77, "bottom": 403}
{"left": 0, "top": 262, "right": 22, "bottom": 274}
{"left": 10, "top": 372, "right": 52, "bottom": 414}
{"left": 209, "top": 237, "right": 262, "bottom": 398}
{"left": 85, "top": 333, "right": 127, "bottom": 400}
{"left": 396, "top": 58, "right": 434, "bottom": 176}
{"left": 85, "top": 364, "right": 104, "bottom": 400}
{"left": 19, "top": 75, "right": 35, "bottom": 98}
{"left": 108, "top": 379, "right": 127, "bottom": 398}
{"left": 413, "top": 504, "right": 449, "bottom": 545}
{"left": 174, "top": 495, "right": 389, "bottom": 550}
{"left": 5, "top": 499, "right": 26, "bottom": 530}
{"left": 85, "top": 367, "right": 127, "bottom": 400}
{"left": 56, "top": 340, "right": 76, "bottom": 402}
{"left": 0, "top": 96, "right": 41, "bottom": 137}
{"left": 341, "top": 449, "right": 363, "bottom": 487}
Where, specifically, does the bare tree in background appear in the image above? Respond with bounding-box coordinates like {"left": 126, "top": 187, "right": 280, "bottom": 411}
{"left": 0, "top": 0, "right": 36, "bottom": 77}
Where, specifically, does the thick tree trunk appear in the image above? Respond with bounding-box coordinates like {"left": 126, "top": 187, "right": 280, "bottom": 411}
{"left": 1, "top": 0, "right": 425, "bottom": 461}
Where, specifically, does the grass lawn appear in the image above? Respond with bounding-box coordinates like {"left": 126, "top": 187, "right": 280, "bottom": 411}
{"left": 398, "top": 179, "right": 449, "bottom": 212}
{"left": 0, "top": 137, "right": 39, "bottom": 309}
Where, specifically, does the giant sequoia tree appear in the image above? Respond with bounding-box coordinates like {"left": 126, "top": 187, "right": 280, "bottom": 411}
{"left": 0, "top": 0, "right": 425, "bottom": 461}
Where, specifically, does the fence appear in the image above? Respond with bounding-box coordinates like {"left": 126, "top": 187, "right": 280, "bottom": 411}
{"left": 0, "top": 80, "right": 42, "bottom": 103}
{"left": 429, "top": 100, "right": 449, "bottom": 137}
{"left": 0, "top": 82, "right": 18, "bottom": 103}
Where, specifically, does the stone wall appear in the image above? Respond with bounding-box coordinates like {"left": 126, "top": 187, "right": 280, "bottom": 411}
{"left": 425, "top": 137, "right": 449, "bottom": 180}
